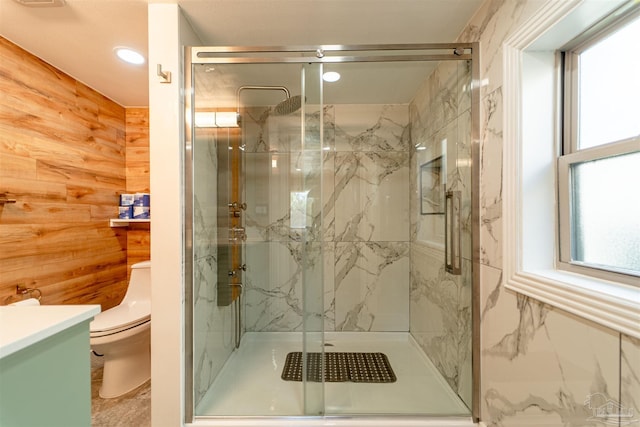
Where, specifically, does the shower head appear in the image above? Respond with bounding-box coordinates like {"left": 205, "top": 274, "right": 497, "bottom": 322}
{"left": 273, "top": 95, "right": 302, "bottom": 115}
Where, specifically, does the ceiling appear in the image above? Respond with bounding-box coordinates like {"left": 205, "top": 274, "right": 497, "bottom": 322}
{"left": 0, "top": 0, "right": 483, "bottom": 108}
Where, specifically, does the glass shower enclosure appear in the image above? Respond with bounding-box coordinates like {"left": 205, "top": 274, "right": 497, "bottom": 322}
{"left": 184, "top": 44, "right": 480, "bottom": 422}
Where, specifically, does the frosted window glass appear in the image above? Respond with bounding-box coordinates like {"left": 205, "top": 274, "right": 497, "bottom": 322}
{"left": 571, "top": 151, "right": 640, "bottom": 274}
{"left": 579, "top": 16, "right": 640, "bottom": 149}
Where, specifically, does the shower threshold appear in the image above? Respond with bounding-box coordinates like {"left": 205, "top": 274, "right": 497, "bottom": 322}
{"left": 194, "top": 332, "right": 470, "bottom": 420}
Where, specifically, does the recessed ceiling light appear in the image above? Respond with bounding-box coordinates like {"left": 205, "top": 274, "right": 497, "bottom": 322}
{"left": 323, "top": 71, "right": 341, "bottom": 83}
{"left": 114, "top": 47, "right": 145, "bottom": 65}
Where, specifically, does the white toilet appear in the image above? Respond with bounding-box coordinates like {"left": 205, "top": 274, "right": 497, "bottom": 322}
{"left": 90, "top": 260, "right": 151, "bottom": 398}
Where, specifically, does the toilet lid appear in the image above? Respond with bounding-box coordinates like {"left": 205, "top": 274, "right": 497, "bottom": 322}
{"left": 90, "top": 300, "right": 151, "bottom": 333}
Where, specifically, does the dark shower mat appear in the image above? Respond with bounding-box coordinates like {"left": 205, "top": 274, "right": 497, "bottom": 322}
{"left": 281, "top": 352, "right": 396, "bottom": 383}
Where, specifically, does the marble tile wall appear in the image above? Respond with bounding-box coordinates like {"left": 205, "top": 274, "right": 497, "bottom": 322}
{"left": 192, "top": 131, "right": 235, "bottom": 408}
{"left": 457, "top": 0, "right": 640, "bottom": 425}
{"left": 408, "top": 59, "right": 473, "bottom": 409}
{"left": 242, "top": 104, "right": 412, "bottom": 333}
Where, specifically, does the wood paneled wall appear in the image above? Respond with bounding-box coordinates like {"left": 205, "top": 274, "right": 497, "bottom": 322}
{"left": 125, "top": 108, "right": 151, "bottom": 272}
{"left": 0, "top": 37, "right": 150, "bottom": 310}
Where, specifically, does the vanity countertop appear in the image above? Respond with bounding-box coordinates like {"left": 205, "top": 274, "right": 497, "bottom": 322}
{"left": 0, "top": 305, "right": 101, "bottom": 359}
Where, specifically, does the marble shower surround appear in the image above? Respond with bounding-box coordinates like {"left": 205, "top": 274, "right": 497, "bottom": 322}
{"left": 192, "top": 131, "right": 235, "bottom": 407}
{"left": 242, "top": 104, "right": 412, "bottom": 333}
{"left": 408, "top": 58, "right": 473, "bottom": 409}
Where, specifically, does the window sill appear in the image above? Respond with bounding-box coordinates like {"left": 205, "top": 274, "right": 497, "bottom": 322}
{"left": 505, "top": 269, "right": 640, "bottom": 339}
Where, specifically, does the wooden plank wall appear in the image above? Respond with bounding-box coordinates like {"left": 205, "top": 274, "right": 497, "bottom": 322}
{"left": 0, "top": 37, "right": 150, "bottom": 310}
{"left": 125, "top": 108, "right": 151, "bottom": 273}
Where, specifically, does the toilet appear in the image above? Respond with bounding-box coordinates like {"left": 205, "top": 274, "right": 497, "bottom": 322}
{"left": 90, "top": 260, "right": 151, "bottom": 398}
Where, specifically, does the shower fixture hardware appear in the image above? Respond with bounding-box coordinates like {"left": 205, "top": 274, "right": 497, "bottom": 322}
{"left": 236, "top": 85, "right": 302, "bottom": 121}
{"left": 229, "top": 201, "right": 247, "bottom": 217}
{"left": 156, "top": 64, "right": 171, "bottom": 84}
{"left": 192, "top": 43, "right": 474, "bottom": 66}
{"left": 229, "top": 226, "right": 247, "bottom": 242}
{"left": 236, "top": 85, "right": 290, "bottom": 121}
{"left": 228, "top": 264, "right": 247, "bottom": 278}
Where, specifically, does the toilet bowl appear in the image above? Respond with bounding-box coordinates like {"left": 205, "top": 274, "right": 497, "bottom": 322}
{"left": 90, "top": 260, "right": 151, "bottom": 398}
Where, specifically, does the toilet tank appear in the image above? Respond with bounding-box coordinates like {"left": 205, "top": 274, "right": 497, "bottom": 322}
{"left": 122, "top": 260, "right": 151, "bottom": 304}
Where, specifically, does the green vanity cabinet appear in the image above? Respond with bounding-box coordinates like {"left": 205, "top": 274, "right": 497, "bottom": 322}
{"left": 0, "top": 305, "right": 100, "bottom": 427}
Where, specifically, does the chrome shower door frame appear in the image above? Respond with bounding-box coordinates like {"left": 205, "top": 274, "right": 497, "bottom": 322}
{"left": 184, "top": 43, "right": 481, "bottom": 423}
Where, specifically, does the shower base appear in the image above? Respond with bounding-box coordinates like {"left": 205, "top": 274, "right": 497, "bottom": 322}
{"left": 195, "top": 332, "right": 469, "bottom": 418}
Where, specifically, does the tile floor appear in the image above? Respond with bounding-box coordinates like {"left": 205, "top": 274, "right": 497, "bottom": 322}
{"left": 91, "top": 353, "right": 151, "bottom": 427}
{"left": 195, "top": 332, "right": 470, "bottom": 417}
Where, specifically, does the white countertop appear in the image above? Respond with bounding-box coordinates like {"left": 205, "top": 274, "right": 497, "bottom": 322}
{"left": 0, "top": 305, "right": 101, "bottom": 359}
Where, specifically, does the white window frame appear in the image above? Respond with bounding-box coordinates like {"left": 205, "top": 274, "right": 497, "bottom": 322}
{"left": 558, "top": 10, "right": 640, "bottom": 284}
{"left": 558, "top": 140, "right": 640, "bottom": 282}
{"left": 503, "top": 0, "right": 640, "bottom": 339}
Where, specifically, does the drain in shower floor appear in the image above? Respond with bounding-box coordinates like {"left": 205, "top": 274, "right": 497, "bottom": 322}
{"left": 281, "top": 352, "right": 396, "bottom": 383}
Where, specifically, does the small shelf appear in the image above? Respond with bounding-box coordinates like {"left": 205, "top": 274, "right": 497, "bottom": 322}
{"left": 109, "top": 219, "right": 150, "bottom": 228}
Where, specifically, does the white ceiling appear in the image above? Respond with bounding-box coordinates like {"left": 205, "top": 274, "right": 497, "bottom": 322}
{"left": 0, "top": 0, "right": 483, "bottom": 108}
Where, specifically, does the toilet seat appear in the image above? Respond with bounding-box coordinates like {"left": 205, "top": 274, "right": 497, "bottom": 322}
{"left": 90, "top": 301, "right": 150, "bottom": 338}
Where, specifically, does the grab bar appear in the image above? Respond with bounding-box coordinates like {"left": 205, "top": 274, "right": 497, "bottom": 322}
{"left": 444, "top": 190, "right": 462, "bottom": 275}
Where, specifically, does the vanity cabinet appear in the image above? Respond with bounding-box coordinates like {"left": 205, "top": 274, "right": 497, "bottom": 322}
{"left": 0, "top": 305, "right": 100, "bottom": 427}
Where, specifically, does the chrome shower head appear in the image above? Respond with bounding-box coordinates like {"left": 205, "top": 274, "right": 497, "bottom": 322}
{"left": 273, "top": 95, "right": 302, "bottom": 115}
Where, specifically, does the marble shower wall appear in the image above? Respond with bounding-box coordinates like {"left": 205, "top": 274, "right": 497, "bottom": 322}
{"left": 192, "top": 131, "right": 235, "bottom": 408}
{"left": 332, "top": 104, "right": 411, "bottom": 332}
{"left": 408, "top": 59, "right": 473, "bottom": 409}
{"left": 457, "top": 0, "right": 640, "bottom": 425}
{"left": 242, "top": 104, "right": 412, "bottom": 333}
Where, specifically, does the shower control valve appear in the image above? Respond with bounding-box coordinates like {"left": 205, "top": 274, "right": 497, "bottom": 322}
{"left": 229, "top": 226, "right": 247, "bottom": 242}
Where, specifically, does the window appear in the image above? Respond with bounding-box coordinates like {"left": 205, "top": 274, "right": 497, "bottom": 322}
{"left": 559, "top": 12, "right": 640, "bottom": 283}
{"left": 503, "top": 0, "right": 640, "bottom": 339}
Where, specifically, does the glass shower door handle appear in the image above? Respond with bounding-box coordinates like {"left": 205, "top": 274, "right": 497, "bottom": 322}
{"left": 445, "top": 190, "right": 462, "bottom": 275}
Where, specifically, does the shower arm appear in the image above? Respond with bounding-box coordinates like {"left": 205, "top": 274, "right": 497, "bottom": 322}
{"left": 236, "top": 85, "right": 291, "bottom": 118}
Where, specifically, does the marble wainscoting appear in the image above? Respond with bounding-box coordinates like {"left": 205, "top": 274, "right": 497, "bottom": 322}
{"left": 480, "top": 264, "right": 637, "bottom": 426}
{"left": 621, "top": 335, "right": 640, "bottom": 425}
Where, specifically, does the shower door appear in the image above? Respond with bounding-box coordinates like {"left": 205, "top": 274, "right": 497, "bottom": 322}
{"left": 186, "top": 44, "right": 479, "bottom": 421}
{"left": 187, "top": 58, "right": 326, "bottom": 416}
